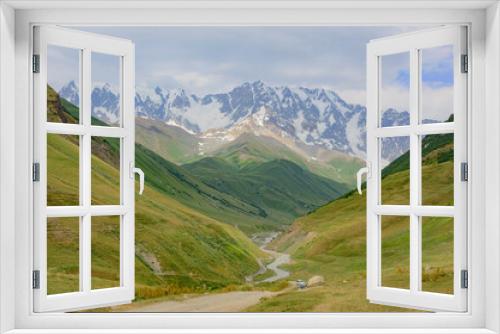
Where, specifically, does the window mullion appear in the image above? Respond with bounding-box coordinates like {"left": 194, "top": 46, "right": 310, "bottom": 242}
{"left": 80, "top": 47, "right": 92, "bottom": 293}
{"left": 409, "top": 47, "right": 421, "bottom": 293}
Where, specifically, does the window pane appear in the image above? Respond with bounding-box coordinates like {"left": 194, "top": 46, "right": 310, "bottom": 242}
{"left": 420, "top": 45, "right": 454, "bottom": 124}
{"left": 47, "top": 217, "right": 80, "bottom": 295}
{"left": 47, "top": 134, "right": 80, "bottom": 206}
{"left": 379, "top": 52, "right": 410, "bottom": 127}
{"left": 47, "top": 45, "right": 80, "bottom": 124}
{"left": 421, "top": 217, "right": 454, "bottom": 294}
{"left": 92, "top": 52, "right": 121, "bottom": 126}
{"left": 380, "top": 136, "right": 410, "bottom": 205}
{"left": 421, "top": 133, "right": 454, "bottom": 206}
{"left": 91, "top": 137, "right": 121, "bottom": 205}
{"left": 92, "top": 216, "right": 121, "bottom": 289}
{"left": 381, "top": 215, "right": 410, "bottom": 289}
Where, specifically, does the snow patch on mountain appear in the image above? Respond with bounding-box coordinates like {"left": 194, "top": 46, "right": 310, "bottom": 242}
{"left": 346, "top": 112, "right": 364, "bottom": 158}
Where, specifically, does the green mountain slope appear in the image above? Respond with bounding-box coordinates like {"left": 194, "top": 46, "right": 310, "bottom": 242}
{"left": 136, "top": 118, "right": 364, "bottom": 187}
{"left": 382, "top": 133, "right": 453, "bottom": 179}
{"left": 46, "top": 85, "right": 267, "bottom": 302}
{"left": 212, "top": 133, "right": 308, "bottom": 168}
{"left": 247, "top": 132, "right": 455, "bottom": 312}
{"left": 210, "top": 133, "right": 364, "bottom": 187}
{"left": 134, "top": 144, "right": 275, "bottom": 234}
{"left": 184, "top": 156, "right": 350, "bottom": 229}
{"left": 136, "top": 117, "right": 200, "bottom": 164}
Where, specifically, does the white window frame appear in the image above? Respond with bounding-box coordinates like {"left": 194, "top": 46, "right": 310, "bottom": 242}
{"left": 32, "top": 26, "right": 136, "bottom": 312}
{"left": 0, "top": 1, "right": 499, "bottom": 333}
{"left": 366, "top": 26, "right": 468, "bottom": 312}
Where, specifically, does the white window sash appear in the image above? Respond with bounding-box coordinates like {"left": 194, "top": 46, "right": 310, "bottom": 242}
{"left": 366, "top": 25, "right": 468, "bottom": 312}
{"left": 32, "top": 25, "right": 135, "bottom": 312}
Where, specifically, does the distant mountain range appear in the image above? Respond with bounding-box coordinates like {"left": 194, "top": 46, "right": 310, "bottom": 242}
{"left": 59, "top": 80, "right": 422, "bottom": 162}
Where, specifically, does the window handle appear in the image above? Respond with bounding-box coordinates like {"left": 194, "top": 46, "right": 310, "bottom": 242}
{"left": 356, "top": 162, "right": 371, "bottom": 195}
{"left": 134, "top": 168, "right": 145, "bottom": 195}
{"left": 130, "top": 162, "right": 145, "bottom": 195}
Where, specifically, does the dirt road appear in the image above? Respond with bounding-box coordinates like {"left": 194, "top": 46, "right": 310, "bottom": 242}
{"left": 246, "top": 232, "right": 291, "bottom": 283}
{"left": 118, "top": 231, "right": 291, "bottom": 312}
{"left": 260, "top": 249, "right": 290, "bottom": 282}
{"left": 118, "top": 290, "right": 278, "bottom": 312}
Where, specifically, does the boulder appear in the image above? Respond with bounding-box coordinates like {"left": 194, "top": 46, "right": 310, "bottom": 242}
{"left": 307, "top": 275, "right": 325, "bottom": 287}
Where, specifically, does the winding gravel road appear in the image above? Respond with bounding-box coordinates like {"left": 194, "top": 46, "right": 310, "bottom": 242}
{"left": 117, "top": 232, "right": 291, "bottom": 312}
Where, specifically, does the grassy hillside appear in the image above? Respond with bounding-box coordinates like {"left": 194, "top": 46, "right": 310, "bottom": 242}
{"left": 136, "top": 117, "right": 200, "bottom": 164}
{"left": 213, "top": 133, "right": 307, "bottom": 168}
{"left": 135, "top": 118, "right": 353, "bottom": 234}
{"left": 210, "top": 133, "right": 364, "bottom": 187}
{"left": 248, "top": 133, "right": 454, "bottom": 312}
{"left": 46, "top": 85, "right": 267, "bottom": 301}
{"left": 136, "top": 117, "right": 363, "bottom": 187}
{"left": 184, "top": 156, "right": 349, "bottom": 229}
{"left": 134, "top": 143, "right": 276, "bottom": 234}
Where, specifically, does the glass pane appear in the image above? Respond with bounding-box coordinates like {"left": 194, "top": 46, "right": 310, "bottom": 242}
{"left": 420, "top": 45, "right": 454, "bottom": 124}
{"left": 381, "top": 215, "right": 410, "bottom": 289}
{"left": 421, "top": 133, "right": 454, "bottom": 206}
{"left": 421, "top": 217, "right": 454, "bottom": 294}
{"left": 379, "top": 52, "right": 410, "bottom": 127}
{"left": 47, "top": 45, "right": 80, "bottom": 123}
{"left": 91, "top": 137, "right": 121, "bottom": 205}
{"left": 47, "top": 217, "right": 80, "bottom": 295}
{"left": 91, "top": 216, "right": 121, "bottom": 289}
{"left": 91, "top": 52, "right": 121, "bottom": 126}
{"left": 380, "top": 136, "right": 410, "bottom": 205}
{"left": 47, "top": 134, "right": 80, "bottom": 206}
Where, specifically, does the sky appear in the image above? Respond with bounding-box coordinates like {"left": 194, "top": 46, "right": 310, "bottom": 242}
{"left": 49, "top": 26, "right": 453, "bottom": 121}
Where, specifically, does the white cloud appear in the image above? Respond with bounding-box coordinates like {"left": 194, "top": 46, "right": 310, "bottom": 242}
{"left": 376, "top": 84, "right": 453, "bottom": 122}
{"left": 47, "top": 46, "right": 79, "bottom": 91}
{"left": 74, "top": 26, "right": 426, "bottom": 93}
{"left": 337, "top": 89, "right": 366, "bottom": 106}
{"left": 68, "top": 26, "right": 437, "bottom": 102}
{"left": 421, "top": 85, "right": 453, "bottom": 121}
{"left": 142, "top": 61, "right": 240, "bottom": 95}
{"left": 380, "top": 85, "right": 410, "bottom": 112}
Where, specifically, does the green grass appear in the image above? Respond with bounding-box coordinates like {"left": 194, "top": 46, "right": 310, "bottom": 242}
{"left": 184, "top": 157, "right": 349, "bottom": 229}
{"left": 136, "top": 117, "right": 200, "bottom": 164}
{"left": 253, "top": 269, "right": 275, "bottom": 281}
{"left": 210, "top": 132, "right": 364, "bottom": 187}
{"left": 135, "top": 110, "right": 364, "bottom": 188}
{"left": 47, "top": 131, "right": 267, "bottom": 295}
{"left": 421, "top": 216, "right": 454, "bottom": 294}
{"left": 212, "top": 133, "right": 311, "bottom": 169}
{"left": 134, "top": 143, "right": 274, "bottom": 234}
{"left": 249, "top": 134, "right": 455, "bottom": 312}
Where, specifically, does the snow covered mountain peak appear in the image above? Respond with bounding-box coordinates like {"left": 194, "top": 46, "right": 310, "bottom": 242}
{"left": 59, "top": 80, "right": 413, "bottom": 159}
{"left": 59, "top": 80, "right": 79, "bottom": 106}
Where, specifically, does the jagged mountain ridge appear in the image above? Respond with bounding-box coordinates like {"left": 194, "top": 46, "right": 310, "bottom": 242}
{"left": 59, "top": 80, "right": 413, "bottom": 161}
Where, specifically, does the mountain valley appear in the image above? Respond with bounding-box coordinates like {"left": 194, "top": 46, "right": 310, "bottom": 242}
{"left": 48, "top": 78, "right": 455, "bottom": 313}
